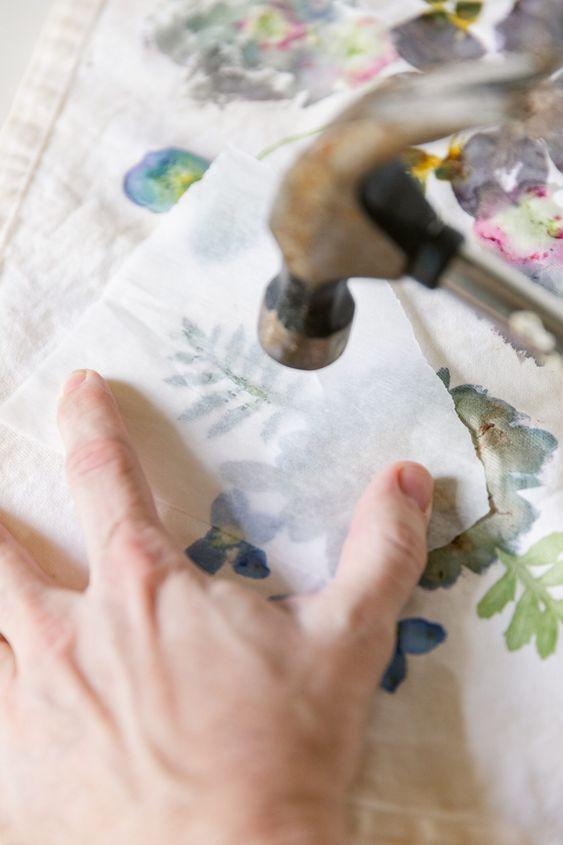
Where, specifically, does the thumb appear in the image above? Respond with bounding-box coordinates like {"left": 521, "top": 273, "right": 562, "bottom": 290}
{"left": 317, "top": 462, "right": 433, "bottom": 634}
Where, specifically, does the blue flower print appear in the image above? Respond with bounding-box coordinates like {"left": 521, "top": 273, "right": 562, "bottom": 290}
{"left": 233, "top": 542, "right": 270, "bottom": 578}
{"left": 381, "top": 618, "right": 447, "bottom": 693}
{"left": 186, "top": 489, "right": 281, "bottom": 580}
{"left": 124, "top": 148, "right": 210, "bottom": 213}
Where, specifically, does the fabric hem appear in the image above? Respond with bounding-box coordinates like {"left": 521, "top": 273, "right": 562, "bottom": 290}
{"left": 347, "top": 798, "right": 532, "bottom": 845}
{"left": 0, "top": 0, "right": 106, "bottom": 257}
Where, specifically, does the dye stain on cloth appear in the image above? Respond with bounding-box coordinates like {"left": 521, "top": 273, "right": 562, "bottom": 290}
{"left": 148, "top": 0, "right": 397, "bottom": 104}
{"left": 124, "top": 148, "right": 210, "bottom": 213}
{"left": 423, "top": 370, "right": 557, "bottom": 590}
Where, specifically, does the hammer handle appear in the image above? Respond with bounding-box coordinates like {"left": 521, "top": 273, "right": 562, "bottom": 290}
{"left": 442, "top": 241, "right": 563, "bottom": 360}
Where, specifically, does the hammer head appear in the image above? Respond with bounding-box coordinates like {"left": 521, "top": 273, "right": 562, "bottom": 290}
{"left": 258, "top": 269, "right": 355, "bottom": 370}
{"left": 258, "top": 54, "right": 553, "bottom": 370}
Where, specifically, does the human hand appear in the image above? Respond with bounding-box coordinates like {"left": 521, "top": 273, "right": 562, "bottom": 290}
{"left": 0, "top": 370, "right": 433, "bottom": 844}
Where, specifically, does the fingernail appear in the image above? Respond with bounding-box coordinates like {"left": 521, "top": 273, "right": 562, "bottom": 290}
{"left": 61, "top": 369, "right": 88, "bottom": 396}
{"left": 399, "top": 463, "right": 434, "bottom": 517}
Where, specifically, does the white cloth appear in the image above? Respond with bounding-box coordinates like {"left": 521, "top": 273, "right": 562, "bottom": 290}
{"left": 0, "top": 150, "right": 489, "bottom": 596}
{"left": 0, "top": 1, "right": 561, "bottom": 842}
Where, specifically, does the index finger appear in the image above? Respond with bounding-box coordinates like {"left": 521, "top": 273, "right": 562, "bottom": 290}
{"left": 57, "top": 370, "right": 163, "bottom": 579}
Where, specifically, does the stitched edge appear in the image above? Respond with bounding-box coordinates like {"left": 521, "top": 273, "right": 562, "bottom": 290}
{"left": 347, "top": 796, "right": 532, "bottom": 845}
{"left": 0, "top": 0, "right": 106, "bottom": 258}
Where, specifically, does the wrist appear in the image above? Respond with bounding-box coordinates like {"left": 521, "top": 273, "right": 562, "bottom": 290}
{"left": 231, "top": 809, "right": 346, "bottom": 845}
{"left": 117, "top": 800, "right": 346, "bottom": 845}
{"left": 207, "top": 816, "right": 346, "bottom": 845}
{"left": 187, "top": 793, "right": 347, "bottom": 845}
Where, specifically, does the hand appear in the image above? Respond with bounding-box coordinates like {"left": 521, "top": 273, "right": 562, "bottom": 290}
{"left": 0, "top": 370, "right": 433, "bottom": 844}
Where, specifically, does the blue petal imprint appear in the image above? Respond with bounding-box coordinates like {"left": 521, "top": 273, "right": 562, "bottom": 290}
{"left": 186, "top": 490, "right": 273, "bottom": 580}
{"left": 381, "top": 618, "right": 447, "bottom": 693}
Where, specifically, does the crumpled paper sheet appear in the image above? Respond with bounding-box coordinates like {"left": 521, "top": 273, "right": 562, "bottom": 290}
{"left": 0, "top": 149, "right": 488, "bottom": 595}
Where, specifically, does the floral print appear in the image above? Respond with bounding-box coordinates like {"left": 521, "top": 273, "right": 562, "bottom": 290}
{"left": 152, "top": 1, "right": 563, "bottom": 671}
{"left": 391, "top": 1, "right": 485, "bottom": 70}
{"left": 137, "top": 1, "right": 563, "bottom": 297}
{"left": 381, "top": 618, "right": 447, "bottom": 693}
{"left": 405, "top": 124, "right": 563, "bottom": 294}
{"left": 124, "top": 148, "right": 210, "bottom": 213}
{"left": 186, "top": 489, "right": 278, "bottom": 579}
{"left": 473, "top": 186, "right": 563, "bottom": 295}
{"left": 496, "top": 0, "right": 563, "bottom": 55}
{"left": 428, "top": 69, "right": 563, "bottom": 295}
{"left": 423, "top": 370, "right": 557, "bottom": 589}
{"left": 148, "top": 1, "right": 397, "bottom": 104}
{"left": 395, "top": 0, "right": 563, "bottom": 296}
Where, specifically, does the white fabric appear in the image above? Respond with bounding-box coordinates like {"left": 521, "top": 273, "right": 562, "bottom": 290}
{"left": 0, "top": 1, "right": 561, "bottom": 842}
{"left": 0, "top": 149, "right": 489, "bottom": 595}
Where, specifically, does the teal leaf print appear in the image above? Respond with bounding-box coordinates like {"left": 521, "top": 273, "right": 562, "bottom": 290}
{"left": 477, "top": 534, "right": 563, "bottom": 658}
{"left": 167, "top": 319, "right": 303, "bottom": 441}
{"left": 422, "top": 370, "right": 557, "bottom": 589}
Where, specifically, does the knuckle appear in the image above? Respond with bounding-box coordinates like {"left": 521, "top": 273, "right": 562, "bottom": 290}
{"left": 355, "top": 597, "right": 395, "bottom": 641}
{"left": 325, "top": 599, "right": 396, "bottom": 663}
{"left": 24, "top": 600, "right": 76, "bottom": 660}
{"left": 104, "top": 520, "right": 178, "bottom": 584}
{"left": 355, "top": 616, "right": 396, "bottom": 661}
{"left": 342, "top": 601, "right": 390, "bottom": 642}
{"left": 108, "top": 520, "right": 165, "bottom": 560}
{"left": 66, "top": 435, "right": 132, "bottom": 485}
{"left": 41, "top": 621, "right": 77, "bottom": 661}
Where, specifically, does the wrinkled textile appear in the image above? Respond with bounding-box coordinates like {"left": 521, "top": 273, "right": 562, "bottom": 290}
{"left": 0, "top": 1, "right": 562, "bottom": 843}
{"left": 0, "top": 149, "right": 489, "bottom": 592}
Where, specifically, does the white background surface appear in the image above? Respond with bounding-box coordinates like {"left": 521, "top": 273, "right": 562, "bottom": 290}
{"left": 0, "top": 1, "right": 56, "bottom": 125}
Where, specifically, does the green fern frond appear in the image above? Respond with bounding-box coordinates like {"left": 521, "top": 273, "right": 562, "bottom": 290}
{"left": 477, "top": 534, "right": 563, "bottom": 659}
{"left": 166, "top": 320, "right": 300, "bottom": 441}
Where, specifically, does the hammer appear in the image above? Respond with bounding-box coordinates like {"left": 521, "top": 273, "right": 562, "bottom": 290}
{"left": 258, "top": 56, "right": 563, "bottom": 370}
